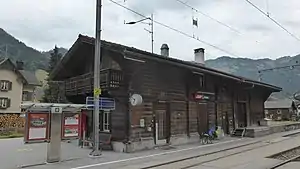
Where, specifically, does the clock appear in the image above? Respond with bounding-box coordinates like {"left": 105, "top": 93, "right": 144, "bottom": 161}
{"left": 130, "top": 94, "right": 143, "bottom": 106}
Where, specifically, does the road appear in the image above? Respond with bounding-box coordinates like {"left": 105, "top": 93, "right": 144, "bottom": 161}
{"left": 2, "top": 130, "right": 300, "bottom": 169}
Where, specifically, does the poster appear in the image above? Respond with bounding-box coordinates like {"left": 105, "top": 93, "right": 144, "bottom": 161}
{"left": 63, "top": 113, "right": 79, "bottom": 138}
{"left": 28, "top": 114, "right": 48, "bottom": 140}
{"left": 64, "top": 126, "right": 79, "bottom": 137}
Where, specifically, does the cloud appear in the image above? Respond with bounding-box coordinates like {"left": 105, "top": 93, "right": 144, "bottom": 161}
{"left": 0, "top": 0, "right": 300, "bottom": 60}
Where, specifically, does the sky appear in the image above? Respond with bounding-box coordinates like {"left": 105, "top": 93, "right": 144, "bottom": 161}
{"left": 1, "top": 0, "right": 300, "bottom": 61}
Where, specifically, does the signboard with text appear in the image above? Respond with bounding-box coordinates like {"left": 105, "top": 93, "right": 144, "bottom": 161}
{"left": 62, "top": 113, "right": 79, "bottom": 139}
{"left": 26, "top": 113, "right": 49, "bottom": 142}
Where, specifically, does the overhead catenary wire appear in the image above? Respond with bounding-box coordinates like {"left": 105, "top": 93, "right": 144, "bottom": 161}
{"left": 108, "top": 0, "right": 238, "bottom": 57}
{"left": 175, "top": 0, "right": 241, "bottom": 34}
{"left": 245, "top": 0, "right": 300, "bottom": 42}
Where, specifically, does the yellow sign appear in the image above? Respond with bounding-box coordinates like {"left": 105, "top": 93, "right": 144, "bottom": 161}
{"left": 94, "top": 88, "right": 101, "bottom": 96}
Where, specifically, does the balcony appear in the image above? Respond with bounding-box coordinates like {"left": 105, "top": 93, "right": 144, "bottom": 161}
{"left": 65, "top": 69, "right": 124, "bottom": 95}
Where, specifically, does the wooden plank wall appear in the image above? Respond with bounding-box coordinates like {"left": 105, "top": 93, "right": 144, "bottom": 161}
{"left": 129, "top": 103, "right": 153, "bottom": 141}
{"left": 170, "top": 101, "right": 187, "bottom": 136}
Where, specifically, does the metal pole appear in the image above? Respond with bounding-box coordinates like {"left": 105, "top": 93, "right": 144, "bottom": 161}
{"left": 90, "top": 0, "right": 102, "bottom": 157}
{"left": 5, "top": 44, "right": 7, "bottom": 57}
{"left": 151, "top": 14, "right": 154, "bottom": 53}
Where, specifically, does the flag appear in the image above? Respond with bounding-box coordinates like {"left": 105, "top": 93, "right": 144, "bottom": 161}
{"left": 192, "top": 18, "right": 198, "bottom": 27}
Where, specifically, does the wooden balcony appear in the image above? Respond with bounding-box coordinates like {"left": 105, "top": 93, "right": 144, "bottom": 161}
{"left": 65, "top": 69, "right": 124, "bottom": 95}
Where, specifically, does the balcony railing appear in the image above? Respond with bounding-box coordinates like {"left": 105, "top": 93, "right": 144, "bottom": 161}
{"left": 65, "top": 69, "right": 124, "bottom": 95}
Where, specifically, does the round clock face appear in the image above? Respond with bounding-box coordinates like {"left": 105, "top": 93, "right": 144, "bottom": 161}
{"left": 130, "top": 94, "right": 143, "bottom": 106}
{"left": 131, "top": 98, "right": 137, "bottom": 106}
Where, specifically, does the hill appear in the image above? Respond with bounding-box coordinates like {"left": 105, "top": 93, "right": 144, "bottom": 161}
{"left": 206, "top": 56, "right": 300, "bottom": 99}
{"left": 0, "top": 28, "right": 67, "bottom": 71}
{"left": 0, "top": 28, "right": 299, "bottom": 99}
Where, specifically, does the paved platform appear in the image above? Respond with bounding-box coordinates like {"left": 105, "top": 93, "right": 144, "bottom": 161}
{"left": 21, "top": 129, "right": 300, "bottom": 169}
{"left": 245, "top": 121, "right": 300, "bottom": 137}
{"left": 3, "top": 129, "right": 300, "bottom": 169}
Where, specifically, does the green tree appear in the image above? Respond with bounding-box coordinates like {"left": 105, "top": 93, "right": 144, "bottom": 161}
{"left": 41, "top": 46, "right": 63, "bottom": 103}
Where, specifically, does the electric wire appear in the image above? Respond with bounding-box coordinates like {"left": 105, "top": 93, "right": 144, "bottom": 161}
{"left": 108, "top": 0, "right": 238, "bottom": 57}
{"left": 245, "top": 0, "right": 300, "bottom": 42}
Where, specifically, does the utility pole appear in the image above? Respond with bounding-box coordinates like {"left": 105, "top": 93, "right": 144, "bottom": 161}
{"left": 150, "top": 14, "right": 154, "bottom": 53}
{"left": 125, "top": 14, "right": 154, "bottom": 53}
{"left": 90, "top": 0, "right": 102, "bottom": 157}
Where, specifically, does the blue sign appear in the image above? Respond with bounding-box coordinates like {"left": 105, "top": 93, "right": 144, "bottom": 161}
{"left": 86, "top": 97, "right": 115, "bottom": 110}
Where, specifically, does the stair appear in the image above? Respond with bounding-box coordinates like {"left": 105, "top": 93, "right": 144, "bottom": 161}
{"left": 232, "top": 128, "right": 246, "bottom": 137}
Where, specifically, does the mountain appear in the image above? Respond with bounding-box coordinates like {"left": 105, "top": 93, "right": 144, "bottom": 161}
{"left": 0, "top": 28, "right": 299, "bottom": 99}
{"left": 0, "top": 28, "right": 67, "bottom": 71}
{"left": 206, "top": 56, "right": 300, "bottom": 99}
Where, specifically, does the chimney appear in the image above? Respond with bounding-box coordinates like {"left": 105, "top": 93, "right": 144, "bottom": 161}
{"left": 16, "top": 61, "right": 24, "bottom": 70}
{"left": 160, "top": 44, "right": 169, "bottom": 57}
{"left": 194, "top": 48, "right": 205, "bottom": 65}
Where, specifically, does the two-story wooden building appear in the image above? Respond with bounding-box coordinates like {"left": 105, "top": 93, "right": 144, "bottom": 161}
{"left": 50, "top": 35, "right": 281, "bottom": 152}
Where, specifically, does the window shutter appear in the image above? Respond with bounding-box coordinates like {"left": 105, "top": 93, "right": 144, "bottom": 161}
{"left": 8, "top": 81, "right": 12, "bottom": 90}
{"left": 99, "top": 111, "right": 103, "bottom": 131}
{"left": 108, "top": 111, "right": 112, "bottom": 131}
{"left": 6, "top": 98, "right": 11, "bottom": 108}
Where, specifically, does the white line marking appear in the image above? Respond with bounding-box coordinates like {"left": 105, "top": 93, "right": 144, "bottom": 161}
{"left": 70, "top": 138, "right": 243, "bottom": 169}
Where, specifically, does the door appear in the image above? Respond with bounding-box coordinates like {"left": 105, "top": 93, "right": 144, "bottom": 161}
{"left": 237, "top": 103, "right": 247, "bottom": 127}
{"left": 197, "top": 103, "right": 208, "bottom": 134}
{"left": 154, "top": 102, "right": 170, "bottom": 145}
{"left": 222, "top": 111, "right": 229, "bottom": 134}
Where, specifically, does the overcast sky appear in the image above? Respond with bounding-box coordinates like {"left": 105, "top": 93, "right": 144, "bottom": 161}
{"left": 1, "top": 0, "right": 300, "bottom": 61}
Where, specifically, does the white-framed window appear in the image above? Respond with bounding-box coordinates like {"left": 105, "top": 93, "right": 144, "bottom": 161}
{"left": 0, "top": 98, "right": 10, "bottom": 109}
{"left": 103, "top": 111, "right": 110, "bottom": 132}
{"left": 0, "top": 80, "right": 11, "bottom": 91}
{"left": 22, "top": 91, "right": 33, "bottom": 101}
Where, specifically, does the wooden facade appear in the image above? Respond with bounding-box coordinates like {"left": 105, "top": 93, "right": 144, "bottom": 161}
{"left": 50, "top": 35, "right": 281, "bottom": 145}
{"left": 264, "top": 100, "right": 297, "bottom": 121}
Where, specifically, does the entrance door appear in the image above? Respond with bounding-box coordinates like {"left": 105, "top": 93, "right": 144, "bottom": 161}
{"left": 154, "top": 102, "right": 170, "bottom": 145}
{"left": 237, "top": 103, "right": 247, "bottom": 127}
{"left": 222, "top": 111, "right": 229, "bottom": 134}
{"left": 197, "top": 103, "right": 208, "bottom": 134}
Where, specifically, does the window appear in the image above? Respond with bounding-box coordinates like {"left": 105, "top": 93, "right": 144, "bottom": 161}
{"left": 277, "top": 110, "right": 282, "bottom": 114}
{"left": 22, "top": 91, "right": 33, "bottom": 101}
{"left": 0, "top": 98, "right": 10, "bottom": 109}
{"left": 199, "top": 75, "right": 204, "bottom": 88}
{"left": 103, "top": 111, "right": 110, "bottom": 132}
{"left": 0, "top": 80, "right": 11, "bottom": 91}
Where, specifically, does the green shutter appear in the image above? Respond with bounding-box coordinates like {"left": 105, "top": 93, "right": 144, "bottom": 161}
{"left": 8, "top": 81, "right": 12, "bottom": 90}
{"left": 6, "top": 98, "right": 11, "bottom": 108}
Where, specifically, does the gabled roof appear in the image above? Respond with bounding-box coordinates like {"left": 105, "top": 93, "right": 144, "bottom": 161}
{"left": 50, "top": 34, "right": 282, "bottom": 91}
{"left": 0, "top": 57, "right": 40, "bottom": 86}
{"left": 265, "top": 99, "right": 297, "bottom": 109}
{"left": 19, "top": 70, "right": 41, "bottom": 86}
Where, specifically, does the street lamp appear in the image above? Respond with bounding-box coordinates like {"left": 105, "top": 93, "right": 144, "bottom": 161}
{"left": 125, "top": 14, "right": 154, "bottom": 53}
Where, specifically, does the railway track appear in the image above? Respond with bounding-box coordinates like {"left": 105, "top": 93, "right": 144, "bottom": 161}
{"left": 268, "top": 154, "right": 300, "bottom": 169}
{"left": 141, "top": 137, "right": 293, "bottom": 169}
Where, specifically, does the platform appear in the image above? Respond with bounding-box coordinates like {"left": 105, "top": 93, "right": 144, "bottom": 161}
{"left": 244, "top": 121, "right": 300, "bottom": 138}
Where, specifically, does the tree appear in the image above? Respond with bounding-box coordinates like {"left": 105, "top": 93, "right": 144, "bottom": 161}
{"left": 41, "top": 46, "right": 63, "bottom": 103}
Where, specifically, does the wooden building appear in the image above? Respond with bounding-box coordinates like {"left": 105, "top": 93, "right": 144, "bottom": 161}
{"left": 50, "top": 35, "right": 281, "bottom": 152}
{"left": 264, "top": 99, "right": 297, "bottom": 121}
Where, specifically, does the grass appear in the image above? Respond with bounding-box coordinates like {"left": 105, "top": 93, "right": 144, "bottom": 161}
{"left": 0, "top": 133, "right": 24, "bottom": 139}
